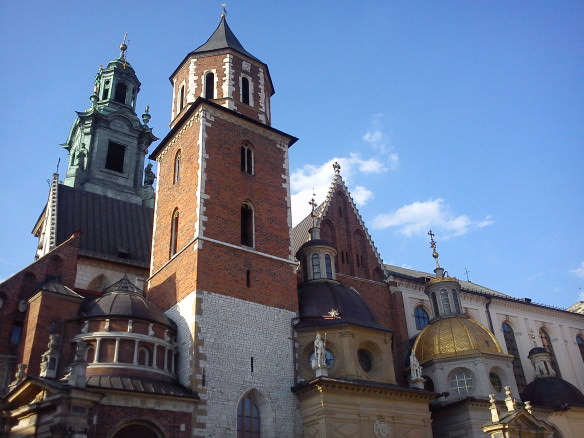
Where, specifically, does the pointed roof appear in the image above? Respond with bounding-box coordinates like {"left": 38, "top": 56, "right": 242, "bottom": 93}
{"left": 193, "top": 16, "right": 261, "bottom": 62}
{"left": 292, "top": 174, "right": 384, "bottom": 268}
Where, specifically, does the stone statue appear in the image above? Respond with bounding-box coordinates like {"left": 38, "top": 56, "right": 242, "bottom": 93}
{"left": 144, "top": 163, "right": 155, "bottom": 186}
{"left": 313, "top": 332, "right": 326, "bottom": 368}
{"left": 410, "top": 351, "right": 422, "bottom": 379}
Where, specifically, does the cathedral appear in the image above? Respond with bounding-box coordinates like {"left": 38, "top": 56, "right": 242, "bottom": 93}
{"left": 1, "top": 13, "right": 584, "bottom": 438}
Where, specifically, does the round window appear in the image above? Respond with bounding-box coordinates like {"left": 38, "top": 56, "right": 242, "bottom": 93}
{"left": 450, "top": 369, "right": 473, "bottom": 395}
{"left": 489, "top": 372, "right": 503, "bottom": 392}
{"left": 358, "top": 349, "right": 372, "bottom": 372}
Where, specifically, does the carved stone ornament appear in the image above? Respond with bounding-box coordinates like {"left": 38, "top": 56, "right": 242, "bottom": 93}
{"left": 374, "top": 419, "right": 390, "bottom": 438}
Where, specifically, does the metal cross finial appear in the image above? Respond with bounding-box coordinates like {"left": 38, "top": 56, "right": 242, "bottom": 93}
{"left": 333, "top": 161, "right": 341, "bottom": 175}
{"left": 221, "top": 3, "right": 227, "bottom": 17}
{"left": 428, "top": 230, "right": 436, "bottom": 250}
{"left": 464, "top": 267, "right": 471, "bottom": 282}
{"left": 309, "top": 191, "right": 318, "bottom": 227}
{"left": 120, "top": 32, "right": 128, "bottom": 59}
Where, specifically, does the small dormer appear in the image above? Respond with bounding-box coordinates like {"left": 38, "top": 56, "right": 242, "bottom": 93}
{"left": 168, "top": 14, "right": 274, "bottom": 127}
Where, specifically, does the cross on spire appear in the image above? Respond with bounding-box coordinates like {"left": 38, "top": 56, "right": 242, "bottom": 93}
{"left": 120, "top": 32, "right": 128, "bottom": 60}
{"left": 221, "top": 3, "right": 227, "bottom": 17}
{"left": 428, "top": 229, "right": 440, "bottom": 268}
{"left": 309, "top": 191, "right": 318, "bottom": 227}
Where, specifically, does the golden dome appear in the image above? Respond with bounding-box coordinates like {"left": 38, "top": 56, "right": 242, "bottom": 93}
{"left": 413, "top": 316, "right": 507, "bottom": 364}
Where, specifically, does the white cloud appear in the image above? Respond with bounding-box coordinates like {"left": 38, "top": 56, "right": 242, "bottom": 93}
{"left": 362, "top": 114, "right": 400, "bottom": 170}
{"left": 290, "top": 154, "right": 385, "bottom": 226}
{"left": 570, "top": 261, "right": 584, "bottom": 279}
{"left": 372, "top": 198, "right": 494, "bottom": 238}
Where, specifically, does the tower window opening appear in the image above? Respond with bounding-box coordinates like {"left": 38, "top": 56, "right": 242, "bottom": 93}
{"left": 241, "top": 203, "right": 254, "bottom": 247}
{"left": 114, "top": 83, "right": 127, "bottom": 104}
{"left": 174, "top": 150, "right": 181, "bottom": 184}
{"left": 241, "top": 76, "right": 250, "bottom": 105}
{"left": 241, "top": 143, "right": 254, "bottom": 174}
{"left": 325, "top": 254, "right": 333, "bottom": 279}
{"left": 452, "top": 289, "right": 461, "bottom": 314}
{"left": 170, "top": 209, "right": 179, "bottom": 258}
{"left": 431, "top": 292, "right": 439, "bottom": 318}
{"left": 205, "top": 72, "right": 215, "bottom": 99}
{"left": 105, "top": 142, "right": 125, "bottom": 173}
{"left": 440, "top": 289, "right": 452, "bottom": 315}
{"left": 312, "top": 254, "right": 321, "bottom": 280}
{"left": 179, "top": 84, "right": 185, "bottom": 111}
{"left": 102, "top": 80, "right": 110, "bottom": 100}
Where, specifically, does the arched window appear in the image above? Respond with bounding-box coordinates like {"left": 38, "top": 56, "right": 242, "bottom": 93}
{"left": 102, "top": 80, "right": 110, "bottom": 100}
{"left": 452, "top": 289, "right": 461, "bottom": 314}
{"left": 325, "top": 254, "right": 333, "bottom": 279}
{"left": 311, "top": 254, "right": 321, "bottom": 280}
{"left": 179, "top": 84, "right": 185, "bottom": 112}
{"left": 85, "top": 346, "right": 96, "bottom": 363}
{"left": 241, "top": 143, "right": 254, "bottom": 174}
{"left": 205, "top": 72, "right": 215, "bottom": 99}
{"left": 440, "top": 289, "right": 452, "bottom": 315}
{"left": 414, "top": 307, "right": 430, "bottom": 330}
{"left": 577, "top": 335, "right": 584, "bottom": 363}
{"left": 173, "top": 150, "right": 181, "bottom": 184}
{"left": 241, "top": 203, "right": 254, "bottom": 247}
{"left": 170, "top": 209, "right": 179, "bottom": 258}
{"left": 114, "top": 83, "right": 127, "bottom": 103}
{"left": 502, "top": 322, "right": 527, "bottom": 392}
{"left": 237, "top": 396, "right": 260, "bottom": 438}
{"left": 138, "top": 347, "right": 150, "bottom": 366}
{"left": 241, "top": 76, "right": 250, "bottom": 105}
{"left": 540, "top": 327, "right": 561, "bottom": 377}
{"left": 431, "top": 292, "right": 439, "bottom": 318}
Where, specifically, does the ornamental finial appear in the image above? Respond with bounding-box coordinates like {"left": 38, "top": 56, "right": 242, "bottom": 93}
{"left": 119, "top": 32, "right": 128, "bottom": 59}
{"left": 333, "top": 161, "right": 341, "bottom": 175}
{"left": 428, "top": 230, "right": 441, "bottom": 269}
{"left": 309, "top": 190, "right": 318, "bottom": 228}
{"left": 221, "top": 3, "right": 227, "bottom": 18}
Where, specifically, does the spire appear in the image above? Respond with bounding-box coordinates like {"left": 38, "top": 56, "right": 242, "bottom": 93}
{"left": 428, "top": 229, "right": 444, "bottom": 277}
{"left": 193, "top": 15, "right": 261, "bottom": 62}
{"left": 119, "top": 32, "right": 128, "bottom": 61}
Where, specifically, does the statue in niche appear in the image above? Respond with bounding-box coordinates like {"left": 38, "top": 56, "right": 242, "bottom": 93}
{"left": 313, "top": 332, "right": 326, "bottom": 368}
{"left": 144, "top": 163, "right": 155, "bottom": 186}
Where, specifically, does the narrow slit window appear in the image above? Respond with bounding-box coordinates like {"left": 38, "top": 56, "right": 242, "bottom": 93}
{"left": 312, "top": 254, "right": 321, "bottom": 280}
{"left": 241, "top": 76, "right": 250, "bottom": 105}
{"left": 325, "top": 254, "right": 333, "bottom": 279}
{"left": 174, "top": 150, "right": 181, "bottom": 184}
{"left": 205, "top": 72, "right": 215, "bottom": 99}
{"left": 241, "top": 144, "right": 254, "bottom": 174}
{"left": 241, "top": 203, "right": 254, "bottom": 247}
{"left": 179, "top": 85, "right": 185, "bottom": 111}
{"left": 170, "top": 209, "right": 179, "bottom": 258}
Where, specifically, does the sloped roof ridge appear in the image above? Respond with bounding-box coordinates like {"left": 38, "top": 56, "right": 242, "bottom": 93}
{"left": 322, "top": 175, "right": 384, "bottom": 268}
{"left": 193, "top": 16, "right": 261, "bottom": 63}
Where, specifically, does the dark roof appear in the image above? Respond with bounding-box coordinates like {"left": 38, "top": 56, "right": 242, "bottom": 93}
{"left": 296, "top": 280, "right": 389, "bottom": 331}
{"left": 56, "top": 184, "right": 153, "bottom": 267}
{"left": 38, "top": 279, "right": 84, "bottom": 298}
{"left": 522, "top": 377, "right": 584, "bottom": 409}
{"left": 194, "top": 16, "right": 261, "bottom": 62}
{"left": 150, "top": 98, "right": 297, "bottom": 159}
{"left": 80, "top": 277, "right": 174, "bottom": 327}
{"left": 296, "top": 238, "right": 333, "bottom": 256}
{"left": 86, "top": 375, "right": 197, "bottom": 399}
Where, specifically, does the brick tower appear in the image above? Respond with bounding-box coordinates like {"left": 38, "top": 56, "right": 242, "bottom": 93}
{"left": 148, "top": 13, "right": 301, "bottom": 437}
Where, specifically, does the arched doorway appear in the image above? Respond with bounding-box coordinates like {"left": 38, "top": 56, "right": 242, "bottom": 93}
{"left": 112, "top": 423, "right": 161, "bottom": 438}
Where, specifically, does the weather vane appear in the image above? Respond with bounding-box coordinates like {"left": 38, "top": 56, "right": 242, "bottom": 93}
{"left": 333, "top": 161, "right": 341, "bottom": 175}
{"left": 120, "top": 32, "right": 128, "bottom": 60}
{"left": 221, "top": 3, "right": 227, "bottom": 17}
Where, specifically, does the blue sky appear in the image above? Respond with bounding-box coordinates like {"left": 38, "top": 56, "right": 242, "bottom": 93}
{"left": 0, "top": 1, "right": 582, "bottom": 308}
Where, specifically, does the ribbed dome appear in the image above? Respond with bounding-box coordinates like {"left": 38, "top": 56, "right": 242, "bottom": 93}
{"left": 522, "top": 377, "right": 584, "bottom": 409}
{"left": 413, "top": 316, "right": 506, "bottom": 364}
{"left": 295, "top": 280, "right": 388, "bottom": 331}
{"left": 80, "top": 278, "right": 173, "bottom": 327}
{"left": 296, "top": 239, "right": 334, "bottom": 256}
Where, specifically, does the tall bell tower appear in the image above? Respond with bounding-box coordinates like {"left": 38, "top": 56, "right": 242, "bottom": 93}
{"left": 62, "top": 37, "right": 157, "bottom": 206}
{"left": 148, "top": 13, "right": 301, "bottom": 437}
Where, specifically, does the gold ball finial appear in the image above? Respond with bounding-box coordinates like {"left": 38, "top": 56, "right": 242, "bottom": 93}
{"left": 432, "top": 251, "right": 439, "bottom": 260}
{"left": 120, "top": 43, "right": 127, "bottom": 52}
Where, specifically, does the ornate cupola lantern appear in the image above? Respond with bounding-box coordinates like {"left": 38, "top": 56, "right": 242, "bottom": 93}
{"left": 424, "top": 230, "right": 463, "bottom": 319}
